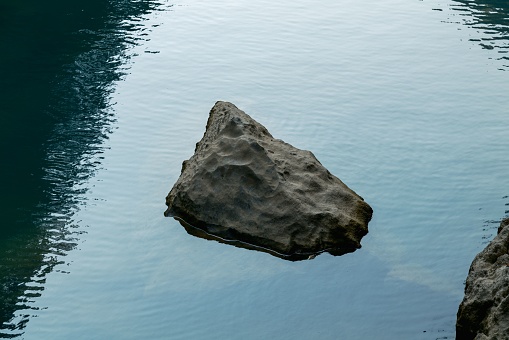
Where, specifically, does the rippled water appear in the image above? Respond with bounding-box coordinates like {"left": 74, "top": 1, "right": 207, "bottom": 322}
{"left": 1, "top": 0, "right": 508, "bottom": 338}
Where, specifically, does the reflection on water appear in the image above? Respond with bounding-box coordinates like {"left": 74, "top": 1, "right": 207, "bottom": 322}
{"left": 445, "top": 0, "right": 509, "bottom": 69}
{"left": 176, "top": 218, "right": 334, "bottom": 261}
{"left": 0, "top": 1, "right": 164, "bottom": 336}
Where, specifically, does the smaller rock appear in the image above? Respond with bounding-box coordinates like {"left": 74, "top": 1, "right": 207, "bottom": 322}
{"left": 456, "top": 218, "right": 509, "bottom": 340}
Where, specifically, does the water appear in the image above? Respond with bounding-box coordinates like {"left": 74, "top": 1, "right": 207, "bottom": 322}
{"left": 1, "top": 0, "right": 508, "bottom": 338}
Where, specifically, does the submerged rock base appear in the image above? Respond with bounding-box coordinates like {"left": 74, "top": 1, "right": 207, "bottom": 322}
{"left": 457, "top": 218, "right": 509, "bottom": 340}
{"left": 164, "top": 101, "right": 372, "bottom": 260}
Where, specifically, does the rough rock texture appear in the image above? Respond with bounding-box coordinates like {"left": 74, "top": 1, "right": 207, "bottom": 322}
{"left": 457, "top": 218, "right": 509, "bottom": 340}
{"left": 164, "top": 101, "right": 373, "bottom": 260}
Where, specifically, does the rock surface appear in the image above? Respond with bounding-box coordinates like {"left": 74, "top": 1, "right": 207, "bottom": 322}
{"left": 164, "top": 101, "right": 373, "bottom": 260}
{"left": 457, "top": 218, "right": 509, "bottom": 340}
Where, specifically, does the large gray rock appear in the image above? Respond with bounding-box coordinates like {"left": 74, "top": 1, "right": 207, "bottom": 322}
{"left": 457, "top": 218, "right": 509, "bottom": 339}
{"left": 164, "top": 101, "right": 373, "bottom": 260}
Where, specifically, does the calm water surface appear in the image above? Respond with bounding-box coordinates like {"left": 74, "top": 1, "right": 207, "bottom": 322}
{"left": 1, "top": 0, "right": 508, "bottom": 339}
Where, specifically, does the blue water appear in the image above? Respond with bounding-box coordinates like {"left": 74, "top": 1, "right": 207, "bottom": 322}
{"left": 1, "top": 0, "right": 508, "bottom": 339}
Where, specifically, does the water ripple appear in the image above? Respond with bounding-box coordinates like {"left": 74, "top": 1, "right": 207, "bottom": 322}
{"left": 441, "top": 0, "right": 509, "bottom": 70}
{"left": 0, "top": 0, "right": 168, "bottom": 337}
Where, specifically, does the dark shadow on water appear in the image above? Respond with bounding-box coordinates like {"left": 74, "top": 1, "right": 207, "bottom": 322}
{"left": 447, "top": 0, "right": 509, "bottom": 70}
{"left": 0, "top": 1, "right": 166, "bottom": 336}
{"left": 173, "top": 217, "right": 357, "bottom": 262}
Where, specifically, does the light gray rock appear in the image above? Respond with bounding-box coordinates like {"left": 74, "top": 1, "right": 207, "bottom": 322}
{"left": 164, "top": 101, "right": 373, "bottom": 260}
{"left": 457, "top": 218, "right": 509, "bottom": 340}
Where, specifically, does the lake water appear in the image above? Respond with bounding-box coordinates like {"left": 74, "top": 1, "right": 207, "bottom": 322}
{"left": 1, "top": 0, "right": 508, "bottom": 338}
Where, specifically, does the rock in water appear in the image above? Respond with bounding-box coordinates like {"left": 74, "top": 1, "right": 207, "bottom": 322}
{"left": 457, "top": 218, "right": 509, "bottom": 339}
{"left": 164, "top": 101, "right": 373, "bottom": 261}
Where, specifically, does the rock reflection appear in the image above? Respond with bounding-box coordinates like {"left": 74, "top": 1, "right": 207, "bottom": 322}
{"left": 449, "top": 0, "right": 509, "bottom": 69}
{"left": 0, "top": 1, "right": 165, "bottom": 336}
{"left": 177, "top": 218, "right": 325, "bottom": 262}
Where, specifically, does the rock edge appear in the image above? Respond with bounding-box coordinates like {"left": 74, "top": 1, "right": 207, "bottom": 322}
{"left": 457, "top": 218, "right": 509, "bottom": 340}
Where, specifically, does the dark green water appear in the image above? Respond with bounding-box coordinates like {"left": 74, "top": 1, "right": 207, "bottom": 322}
{"left": 449, "top": 0, "right": 509, "bottom": 69}
{"left": 0, "top": 1, "right": 161, "bottom": 335}
{"left": 0, "top": 0, "right": 508, "bottom": 338}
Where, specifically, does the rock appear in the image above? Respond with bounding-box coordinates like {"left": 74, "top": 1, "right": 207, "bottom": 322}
{"left": 457, "top": 218, "right": 509, "bottom": 340}
{"left": 164, "top": 101, "right": 373, "bottom": 261}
